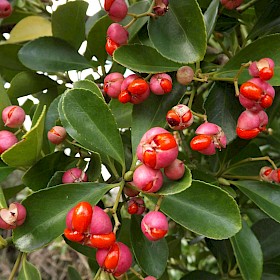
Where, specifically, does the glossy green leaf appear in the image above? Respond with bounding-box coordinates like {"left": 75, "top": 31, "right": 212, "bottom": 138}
{"left": 67, "top": 266, "right": 82, "bottom": 280}
{"left": 45, "top": 95, "right": 61, "bottom": 132}
{"left": 248, "top": 0, "right": 280, "bottom": 40}
{"left": 22, "top": 152, "right": 76, "bottom": 191}
{"left": 59, "top": 89, "right": 125, "bottom": 168}
{"left": 7, "top": 71, "right": 57, "bottom": 100}
{"left": 204, "top": 82, "right": 243, "bottom": 143}
{"left": 217, "top": 34, "right": 280, "bottom": 86}
{"left": 157, "top": 180, "right": 241, "bottom": 239}
{"left": 85, "top": 15, "right": 112, "bottom": 63}
{"left": 252, "top": 218, "right": 280, "bottom": 261}
{"left": 18, "top": 37, "right": 91, "bottom": 72}
{"left": 64, "top": 237, "right": 96, "bottom": 259}
{"left": 130, "top": 215, "right": 168, "bottom": 278}
{"left": 13, "top": 183, "right": 113, "bottom": 252}
{"left": 1, "top": 106, "right": 46, "bottom": 168}
{"left": 52, "top": 1, "right": 88, "bottom": 49}
{"left": 3, "top": 184, "right": 25, "bottom": 200}
{"left": 109, "top": 99, "right": 132, "bottom": 128}
{"left": 73, "top": 79, "right": 104, "bottom": 100}
{"left": 114, "top": 44, "right": 184, "bottom": 73}
{"left": 148, "top": 0, "right": 206, "bottom": 63}
{"left": 262, "top": 273, "right": 280, "bottom": 280}
{"left": 86, "top": 152, "right": 102, "bottom": 182}
{"left": 18, "top": 255, "right": 42, "bottom": 280}
{"left": 131, "top": 80, "right": 185, "bottom": 152}
{"left": 234, "top": 180, "right": 280, "bottom": 223}
{"left": 230, "top": 220, "right": 263, "bottom": 280}
{"left": 156, "top": 166, "right": 192, "bottom": 195}
{"left": 181, "top": 271, "right": 220, "bottom": 280}
{"left": 0, "top": 44, "right": 27, "bottom": 70}
{"left": 203, "top": 0, "right": 219, "bottom": 40}
{"left": 47, "top": 171, "right": 64, "bottom": 188}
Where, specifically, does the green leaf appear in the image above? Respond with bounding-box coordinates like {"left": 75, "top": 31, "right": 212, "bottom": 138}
{"left": 7, "top": 16, "right": 52, "bottom": 44}
{"left": 130, "top": 215, "right": 168, "bottom": 278}
{"left": 45, "top": 95, "right": 61, "bottom": 132}
{"left": 148, "top": 0, "right": 206, "bottom": 63}
{"left": 204, "top": 82, "right": 243, "bottom": 143}
{"left": 13, "top": 183, "right": 113, "bottom": 252}
{"left": 3, "top": 184, "right": 25, "bottom": 200}
{"left": 64, "top": 237, "right": 96, "bottom": 259}
{"left": 73, "top": 79, "right": 104, "bottom": 100}
{"left": 85, "top": 15, "right": 112, "bottom": 63}
{"left": 0, "top": 160, "right": 14, "bottom": 183}
{"left": 18, "top": 37, "right": 91, "bottom": 72}
{"left": 22, "top": 151, "right": 76, "bottom": 191}
{"left": 114, "top": 44, "right": 184, "bottom": 73}
{"left": 233, "top": 180, "right": 280, "bottom": 223}
{"left": 180, "top": 271, "right": 220, "bottom": 280}
{"left": 131, "top": 80, "right": 185, "bottom": 152}
{"left": 67, "top": 266, "right": 83, "bottom": 280}
{"left": 1, "top": 106, "right": 46, "bottom": 168}
{"left": 217, "top": 34, "right": 280, "bottom": 86}
{"left": 47, "top": 171, "right": 64, "bottom": 188}
{"left": 156, "top": 166, "right": 192, "bottom": 195}
{"left": 18, "top": 255, "right": 42, "bottom": 280}
{"left": 52, "top": 1, "right": 88, "bottom": 49}
{"left": 156, "top": 180, "right": 241, "bottom": 239}
{"left": 203, "top": 0, "right": 219, "bottom": 40}
{"left": 86, "top": 152, "right": 102, "bottom": 182}
{"left": 7, "top": 71, "right": 57, "bottom": 101}
{"left": 0, "top": 44, "right": 27, "bottom": 70}
{"left": 109, "top": 99, "right": 132, "bottom": 128}
{"left": 252, "top": 218, "right": 280, "bottom": 261}
{"left": 59, "top": 88, "right": 125, "bottom": 169}
{"left": 230, "top": 220, "right": 263, "bottom": 280}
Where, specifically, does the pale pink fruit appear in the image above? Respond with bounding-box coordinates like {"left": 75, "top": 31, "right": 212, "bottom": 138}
{"left": 89, "top": 206, "right": 113, "bottom": 235}
{"left": 62, "top": 168, "right": 88, "bottom": 183}
{"left": 104, "top": 72, "right": 124, "bottom": 98}
{"left": 136, "top": 127, "right": 178, "bottom": 169}
{"left": 104, "top": 0, "right": 128, "bottom": 22}
{"left": 141, "top": 211, "right": 168, "bottom": 241}
{"left": 166, "top": 104, "right": 193, "bottom": 130}
{"left": 271, "top": 169, "right": 280, "bottom": 183}
{"left": 48, "top": 126, "right": 67, "bottom": 145}
{"left": 164, "top": 159, "right": 185, "bottom": 180}
{"left": 0, "top": 0, "right": 12, "bottom": 18}
{"left": 176, "top": 66, "right": 194, "bottom": 85}
{"left": 107, "top": 23, "right": 129, "bottom": 45}
{"left": 249, "top": 58, "right": 275, "bottom": 80}
{"left": 149, "top": 73, "right": 172, "bottom": 95}
{"left": 2, "top": 105, "right": 25, "bottom": 128}
{"left": 259, "top": 166, "right": 274, "bottom": 182}
{"left": 144, "top": 277, "right": 157, "bottom": 280}
{"left": 0, "top": 130, "right": 18, "bottom": 154}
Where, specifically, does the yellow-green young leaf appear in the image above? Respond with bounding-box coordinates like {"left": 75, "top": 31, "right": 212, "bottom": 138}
{"left": 7, "top": 16, "right": 52, "bottom": 44}
{"left": 1, "top": 106, "right": 46, "bottom": 168}
{"left": 230, "top": 220, "right": 263, "bottom": 280}
{"left": 18, "top": 255, "right": 42, "bottom": 280}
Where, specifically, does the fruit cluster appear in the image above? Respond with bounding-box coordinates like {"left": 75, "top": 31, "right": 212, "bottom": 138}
{"left": 236, "top": 58, "right": 275, "bottom": 140}
{"left": 64, "top": 202, "right": 132, "bottom": 277}
{"left": 104, "top": 72, "right": 173, "bottom": 104}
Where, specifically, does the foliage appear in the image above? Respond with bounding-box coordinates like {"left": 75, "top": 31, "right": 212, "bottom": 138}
{"left": 1, "top": 0, "right": 280, "bottom": 279}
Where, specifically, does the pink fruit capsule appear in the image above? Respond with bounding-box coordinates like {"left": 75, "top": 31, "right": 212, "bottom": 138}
{"left": 62, "top": 168, "right": 88, "bottom": 183}
{"left": 127, "top": 197, "right": 145, "bottom": 215}
{"left": 0, "top": 130, "right": 18, "bottom": 154}
{"left": 2, "top": 105, "right": 26, "bottom": 128}
{"left": 104, "top": 72, "right": 124, "bottom": 98}
{"left": 150, "top": 73, "right": 172, "bottom": 95}
{"left": 48, "top": 126, "right": 67, "bottom": 145}
{"left": 164, "top": 159, "right": 185, "bottom": 180}
{"left": 107, "top": 23, "right": 129, "bottom": 45}
{"left": 104, "top": 0, "right": 128, "bottom": 22}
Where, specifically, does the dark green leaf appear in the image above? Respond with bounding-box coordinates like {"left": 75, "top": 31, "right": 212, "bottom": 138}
{"left": 47, "top": 171, "right": 64, "bottom": 188}
{"left": 130, "top": 215, "right": 168, "bottom": 278}
{"left": 86, "top": 152, "right": 102, "bottom": 182}
{"left": 0, "top": 83, "right": 11, "bottom": 130}
{"left": 67, "top": 266, "right": 82, "bottom": 280}
{"left": 109, "top": 99, "right": 132, "bottom": 128}
{"left": 157, "top": 180, "right": 241, "bottom": 239}
{"left": 3, "top": 184, "right": 25, "bottom": 200}
{"left": 203, "top": 0, "right": 219, "bottom": 40}
{"left": 22, "top": 151, "right": 76, "bottom": 191}
{"left": 217, "top": 34, "right": 280, "bottom": 86}
{"left": 252, "top": 218, "right": 280, "bottom": 261}
{"left": 1, "top": 106, "right": 46, "bottom": 168}
{"left": 0, "top": 160, "right": 14, "bottom": 183}
{"left": 7, "top": 71, "right": 57, "bottom": 101}
{"left": 73, "top": 79, "right": 104, "bottom": 100}
{"left": 13, "top": 183, "right": 113, "bottom": 252}
{"left": 204, "top": 82, "right": 243, "bottom": 143}
{"left": 148, "top": 0, "right": 206, "bottom": 63}
{"left": 85, "top": 15, "right": 112, "bottom": 63}
{"left": 230, "top": 220, "right": 263, "bottom": 280}
{"left": 52, "top": 1, "right": 88, "bottom": 49}
{"left": 64, "top": 237, "right": 96, "bottom": 259}
{"left": 234, "top": 180, "right": 280, "bottom": 223}
{"left": 59, "top": 88, "right": 125, "bottom": 169}
{"left": 18, "top": 37, "right": 91, "bottom": 72}
{"left": 180, "top": 270, "right": 220, "bottom": 280}
{"left": 114, "top": 44, "right": 184, "bottom": 73}
{"left": 0, "top": 44, "right": 27, "bottom": 70}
